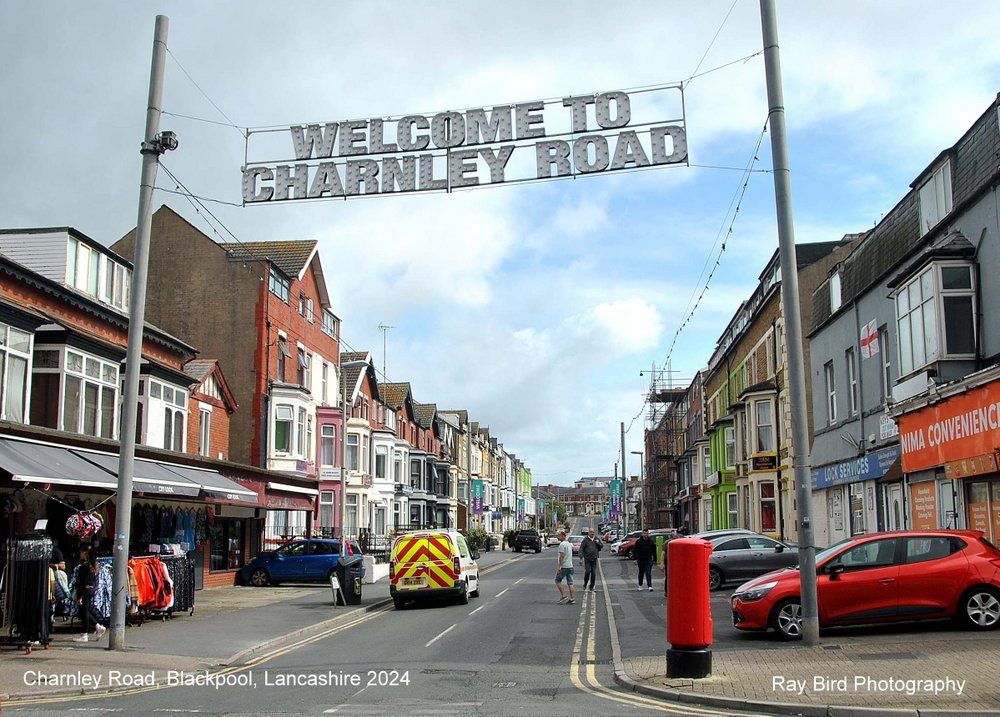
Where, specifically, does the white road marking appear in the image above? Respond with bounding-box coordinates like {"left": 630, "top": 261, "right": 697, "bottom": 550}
{"left": 495, "top": 587, "right": 509, "bottom": 597}
{"left": 424, "top": 623, "right": 455, "bottom": 647}
{"left": 513, "top": 578, "right": 524, "bottom": 584}
{"left": 469, "top": 605, "right": 485, "bottom": 615}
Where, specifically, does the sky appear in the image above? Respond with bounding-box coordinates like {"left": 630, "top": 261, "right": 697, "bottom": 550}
{"left": 2, "top": 1, "right": 999, "bottom": 486}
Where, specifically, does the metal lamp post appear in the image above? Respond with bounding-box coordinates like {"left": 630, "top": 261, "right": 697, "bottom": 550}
{"left": 630, "top": 450, "right": 644, "bottom": 531}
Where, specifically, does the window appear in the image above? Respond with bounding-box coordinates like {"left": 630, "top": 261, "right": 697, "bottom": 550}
{"left": 296, "top": 407, "right": 307, "bottom": 455}
{"left": 209, "top": 518, "right": 245, "bottom": 571}
{"left": 268, "top": 267, "right": 290, "bottom": 302}
{"left": 321, "top": 362, "right": 328, "bottom": 404}
{"left": 724, "top": 426, "right": 736, "bottom": 469}
{"left": 164, "top": 405, "right": 185, "bottom": 451}
{"left": 274, "top": 404, "right": 293, "bottom": 453}
{"left": 754, "top": 400, "right": 773, "bottom": 452}
{"left": 346, "top": 494, "right": 358, "bottom": 535}
{"left": 879, "top": 326, "right": 892, "bottom": 404}
{"left": 727, "top": 491, "right": 738, "bottom": 528}
{"left": 375, "top": 447, "right": 388, "bottom": 480}
{"left": 346, "top": 433, "right": 359, "bottom": 471}
{"left": 410, "top": 458, "right": 422, "bottom": 488}
{"left": 895, "top": 262, "right": 975, "bottom": 375}
{"left": 277, "top": 337, "right": 289, "bottom": 381}
{"left": 296, "top": 348, "right": 310, "bottom": 387}
{"left": 830, "top": 272, "right": 842, "bottom": 313}
{"left": 61, "top": 350, "right": 118, "bottom": 439}
{"left": 321, "top": 425, "right": 336, "bottom": 465}
{"left": 849, "top": 482, "right": 865, "bottom": 535}
{"left": 0, "top": 323, "right": 31, "bottom": 423}
{"left": 701, "top": 447, "right": 711, "bottom": 482}
{"left": 918, "top": 160, "right": 952, "bottom": 235}
{"left": 198, "top": 408, "right": 211, "bottom": 456}
{"left": 319, "top": 491, "right": 335, "bottom": 531}
{"left": 846, "top": 348, "right": 858, "bottom": 416}
{"left": 904, "top": 537, "right": 955, "bottom": 564}
{"left": 824, "top": 362, "right": 837, "bottom": 425}
{"left": 322, "top": 310, "right": 339, "bottom": 339}
{"left": 760, "top": 482, "right": 776, "bottom": 532}
{"left": 834, "top": 538, "right": 897, "bottom": 571}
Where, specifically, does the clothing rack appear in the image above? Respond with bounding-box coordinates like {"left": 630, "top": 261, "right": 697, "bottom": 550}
{"left": 1, "top": 536, "right": 52, "bottom": 654}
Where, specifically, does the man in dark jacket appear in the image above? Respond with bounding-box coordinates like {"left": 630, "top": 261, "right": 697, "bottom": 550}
{"left": 578, "top": 527, "right": 603, "bottom": 591}
{"left": 633, "top": 529, "right": 656, "bottom": 591}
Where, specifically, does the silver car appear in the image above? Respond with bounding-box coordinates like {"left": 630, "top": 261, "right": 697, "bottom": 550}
{"left": 704, "top": 532, "right": 798, "bottom": 590}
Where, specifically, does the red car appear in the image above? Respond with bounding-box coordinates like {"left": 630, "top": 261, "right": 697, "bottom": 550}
{"left": 731, "top": 529, "right": 1000, "bottom": 640}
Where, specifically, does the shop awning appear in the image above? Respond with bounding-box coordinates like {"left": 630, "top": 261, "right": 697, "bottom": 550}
{"left": 266, "top": 481, "right": 319, "bottom": 496}
{"left": 0, "top": 437, "right": 118, "bottom": 490}
{"left": 74, "top": 450, "right": 202, "bottom": 498}
{"left": 164, "top": 464, "right": 258, "bottom": 503}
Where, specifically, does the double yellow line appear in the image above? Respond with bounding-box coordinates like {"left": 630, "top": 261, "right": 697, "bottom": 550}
{"left": 567, "top": 563, "right": 756, "bottom": 716}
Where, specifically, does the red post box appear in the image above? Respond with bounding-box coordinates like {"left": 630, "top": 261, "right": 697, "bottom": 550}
{"left": 666, "top": 537, "right": 712, "bottom": 678}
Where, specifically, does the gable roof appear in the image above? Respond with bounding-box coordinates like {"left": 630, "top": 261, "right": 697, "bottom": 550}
{"left": 412, "top": 402, "right": 436, "bottom": 428}
{"left": 184, "top": 359, "right": 238, "bottom": 412}
{"left": 339, "top": 353, "right": 378, "bottom": 404}
{"left": 380, "top": 382, "right": 412, "bottom": 411}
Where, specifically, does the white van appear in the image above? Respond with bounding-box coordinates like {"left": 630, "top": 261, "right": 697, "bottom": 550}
{"left": 389, "top": 530, "right": 480, "bottom": 608}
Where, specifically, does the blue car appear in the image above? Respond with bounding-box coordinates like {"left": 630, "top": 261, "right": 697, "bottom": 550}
{"left": 240, "top": 538, "right": 364, "bottom": 587}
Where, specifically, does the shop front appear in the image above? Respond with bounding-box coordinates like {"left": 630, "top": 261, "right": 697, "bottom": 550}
{"left": 811, "top": 445, "right": 901, "bottom": 546}
{"left": 896, "top": 372, "right": 1000, "bottom": 539}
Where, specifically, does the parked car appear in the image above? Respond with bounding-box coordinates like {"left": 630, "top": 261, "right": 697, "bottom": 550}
{"left": 616, "top": 529, "right": 675, "bottom": 559}
{"left": 568, "top": 534, "right": 587, "bottom": 555}
{"left": 546, "top": 533, "right": 561, "bottom": 547}
{"left": 610, "top": 530, "right": 643, "bottom": 556}
{"left": 731, "top": 529, "right": 1000, "bottom": 640}
{"left": 389, "top": 530, "right": 480, "bottom": 608}
{"left": 241, "top": 538, "right": 364, "bottom": 587}
{"left": 703, "top": 531, "right": 799, "bottom": 590}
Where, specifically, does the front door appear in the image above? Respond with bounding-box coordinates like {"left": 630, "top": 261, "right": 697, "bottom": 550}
{"left": 885, "top": 483, "right": 903, "bottom": 530}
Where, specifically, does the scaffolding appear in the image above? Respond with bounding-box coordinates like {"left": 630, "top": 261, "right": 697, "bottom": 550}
{"left": 642, "top": 365, "right": 689, "bottom": 529}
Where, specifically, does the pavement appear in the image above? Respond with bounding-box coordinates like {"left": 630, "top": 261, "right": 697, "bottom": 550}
{"left": 3, "top": 546, "right": 999, "bottom": 716}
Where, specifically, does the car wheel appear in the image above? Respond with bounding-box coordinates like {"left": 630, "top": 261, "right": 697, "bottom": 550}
{"left": 457, "top": 582, "right": 470, "bottom": 605}
{"left": 626, "top": 549, "right": 635, "bottom": 560}
{"left": 248, "top": 568, "right": 270, "bottom": 587}
{"left": 392, "top": 596, "right": 406, "bottom": 610}
{"left": 770, "top": 598, "right": 803, "bottom": 641}
{"left": 535, "top": 547, "right": 541, "bottom": 553}
{"left": 960, "top": 586, "right": 1000, "bottom": 630}
{"left": 470, "top": 580, "right": 480, "bottom": 598}
{"left": 708, "top": 567, "right": 723, "bottom": 591}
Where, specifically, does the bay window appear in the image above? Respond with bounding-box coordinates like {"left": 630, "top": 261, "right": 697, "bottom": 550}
{"left": 895, "top": 262, "right": 975, "bottom": 376}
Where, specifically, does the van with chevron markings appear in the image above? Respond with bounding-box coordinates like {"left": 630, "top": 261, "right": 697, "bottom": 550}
{"left": 389, "top": 530, "right": 480, "bottom": 609}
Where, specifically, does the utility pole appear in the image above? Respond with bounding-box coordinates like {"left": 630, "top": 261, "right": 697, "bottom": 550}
{"left": 761, "top": 0, "right": 819, "bottom": 646}
{"left": 109, "top": 15, "right": 176, "bottom": 650}
{"left": 377, "top": 323, "right": 394, "bottom": 379}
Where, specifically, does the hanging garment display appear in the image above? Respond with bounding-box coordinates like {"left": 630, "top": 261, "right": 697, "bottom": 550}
{"left": 64, "top": 512, "right": 104, "bottom": 541}
{"left": 1, "top": 537, "right": 52, "bottom": 649}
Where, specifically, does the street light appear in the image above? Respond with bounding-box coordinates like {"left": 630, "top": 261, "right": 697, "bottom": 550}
{"left": 630, "top": 450, "right": 644, "bottom": 531}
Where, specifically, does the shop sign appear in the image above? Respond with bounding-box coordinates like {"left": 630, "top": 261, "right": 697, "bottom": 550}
{"left": 944, "top": 451, "right": 999, "bottom": 480}
{"left": 879, "top": 413, "right": 899, "bottom": 440}
{"left": 243, "top": 87, "right": 686, "bottom": 203}
{"left": 898, "top": 379, "right": 1000, "bottom": 472}
{"left": 751, "top": 454, "right": 777, "bottom": 471}
{"left": 909, "top": 482, "right": 937, "bottom": 530}
{"left": 811, "top": 445, "right": 902, "bottom": 490}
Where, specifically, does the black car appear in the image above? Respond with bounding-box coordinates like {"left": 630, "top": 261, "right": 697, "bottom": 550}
{"left": 513, "top": 529, "right": 542, "bottom": 553}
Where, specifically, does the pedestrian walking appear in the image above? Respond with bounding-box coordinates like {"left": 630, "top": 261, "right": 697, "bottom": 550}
{"left": 553, "top": 529, "right": 576, "bottom": 605}
{"left": 633, "top": 529, "right": 656, "bottom": 591}
{"left": 579, "top": 527, "right": 602, "bottom": 591}
{"left": 72, "top": 546, "right": 105, "bottom": 642}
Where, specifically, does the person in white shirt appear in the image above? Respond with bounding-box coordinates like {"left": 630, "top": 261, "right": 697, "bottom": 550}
{"left": 554, "top": 529, "right": 576, "bottom": 605}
